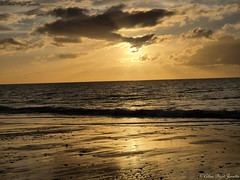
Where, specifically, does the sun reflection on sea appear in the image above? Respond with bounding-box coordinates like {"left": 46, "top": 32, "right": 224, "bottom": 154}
{"left": 117, "top": 126, "right": 147, "bottom": 169}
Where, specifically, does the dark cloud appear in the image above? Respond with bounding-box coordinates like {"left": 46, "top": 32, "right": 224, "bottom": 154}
{"left": 49, "top": 7, "right": 89, "bottom": 19}
{"left": 123, "top": 34, "right": 156, "bottom": 49}
{"left": 105, "top": 5, "right": 174, "bottom": 28}
{"left": 37, "top": 5, "right": 174, "bottom": 48}
{"left": 187, "top": 35, "right": 240, "bottom": 66}
{"left": 182, "top": 27, "right": 214, "bottom": 39}
{"left": 53, "top": 37, "right": 82, "bottom": 44}
{"left": 58, "top": 53, "right": 79, "bottom": 59}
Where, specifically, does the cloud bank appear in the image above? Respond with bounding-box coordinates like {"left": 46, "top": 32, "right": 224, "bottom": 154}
{"left": 187, "top": 35, "right": 240, "bottom": 66}
{"left": 37, "top": 5, "right": 174, "bottom": 48}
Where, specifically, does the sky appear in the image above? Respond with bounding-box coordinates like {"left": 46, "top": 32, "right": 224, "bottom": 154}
{"left": 0, "top": 0, "right": 240, "bottom": 84}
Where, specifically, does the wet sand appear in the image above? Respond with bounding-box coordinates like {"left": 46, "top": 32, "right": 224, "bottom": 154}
{"left": 0, "top": 115, "right": 240, "bottom": 179}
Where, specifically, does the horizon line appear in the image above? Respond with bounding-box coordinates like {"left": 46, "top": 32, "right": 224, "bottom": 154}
{"left": 0, "top": 76, "right": 239, "bottom": 85}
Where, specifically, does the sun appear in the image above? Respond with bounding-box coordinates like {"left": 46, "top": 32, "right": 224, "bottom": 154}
{"left": 128, "top": 48, "right": 143, "bottom": 62}
{"left": 129, "top": 47, "right": 139, "bottom": 53}
{"left": 120, "top": 43, "right": 146, "bottom": 63}
{"left": 126, "top": 46, "right": 150, "bottom": 63}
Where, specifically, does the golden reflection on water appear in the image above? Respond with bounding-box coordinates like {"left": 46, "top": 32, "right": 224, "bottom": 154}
{"left": 1, "top": 116, "right": 240, "bottom": 179}
{"left": 120, "top": 128, "right": 140, "bottom": 169}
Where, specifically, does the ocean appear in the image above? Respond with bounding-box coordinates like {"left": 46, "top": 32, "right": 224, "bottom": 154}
{"left": 0, "top": 78, "right": 239, "bottom": 119}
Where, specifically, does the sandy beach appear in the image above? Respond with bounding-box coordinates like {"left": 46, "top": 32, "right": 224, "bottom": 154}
{"left": 0, "top": 115, "right": 240, "bottom": 179}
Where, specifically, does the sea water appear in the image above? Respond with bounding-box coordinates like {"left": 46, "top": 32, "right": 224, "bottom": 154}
{"left": 0, "top": 78, "right": 239, "bottom": 119}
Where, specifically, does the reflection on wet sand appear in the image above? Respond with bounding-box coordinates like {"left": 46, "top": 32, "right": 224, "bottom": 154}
{"left": 0, "top": 116, "right": 240, "bottom": 179}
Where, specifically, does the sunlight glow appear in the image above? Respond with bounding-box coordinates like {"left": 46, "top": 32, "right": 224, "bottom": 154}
{"left": 129, "top": 47, "right": 139, "bottom": 53}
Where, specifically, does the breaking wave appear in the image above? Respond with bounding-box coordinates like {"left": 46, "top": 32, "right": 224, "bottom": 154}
{"left": 0, "top": 106, "right": 239, "bottom": 119}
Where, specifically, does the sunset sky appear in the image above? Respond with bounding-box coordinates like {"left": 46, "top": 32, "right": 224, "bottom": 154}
{"left": 0, "top": 0, "right": 240, "bottom": 84}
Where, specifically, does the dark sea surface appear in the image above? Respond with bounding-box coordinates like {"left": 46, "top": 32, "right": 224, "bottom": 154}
{"left": 0, "top": 78, "right": 239, "bottom": 119}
